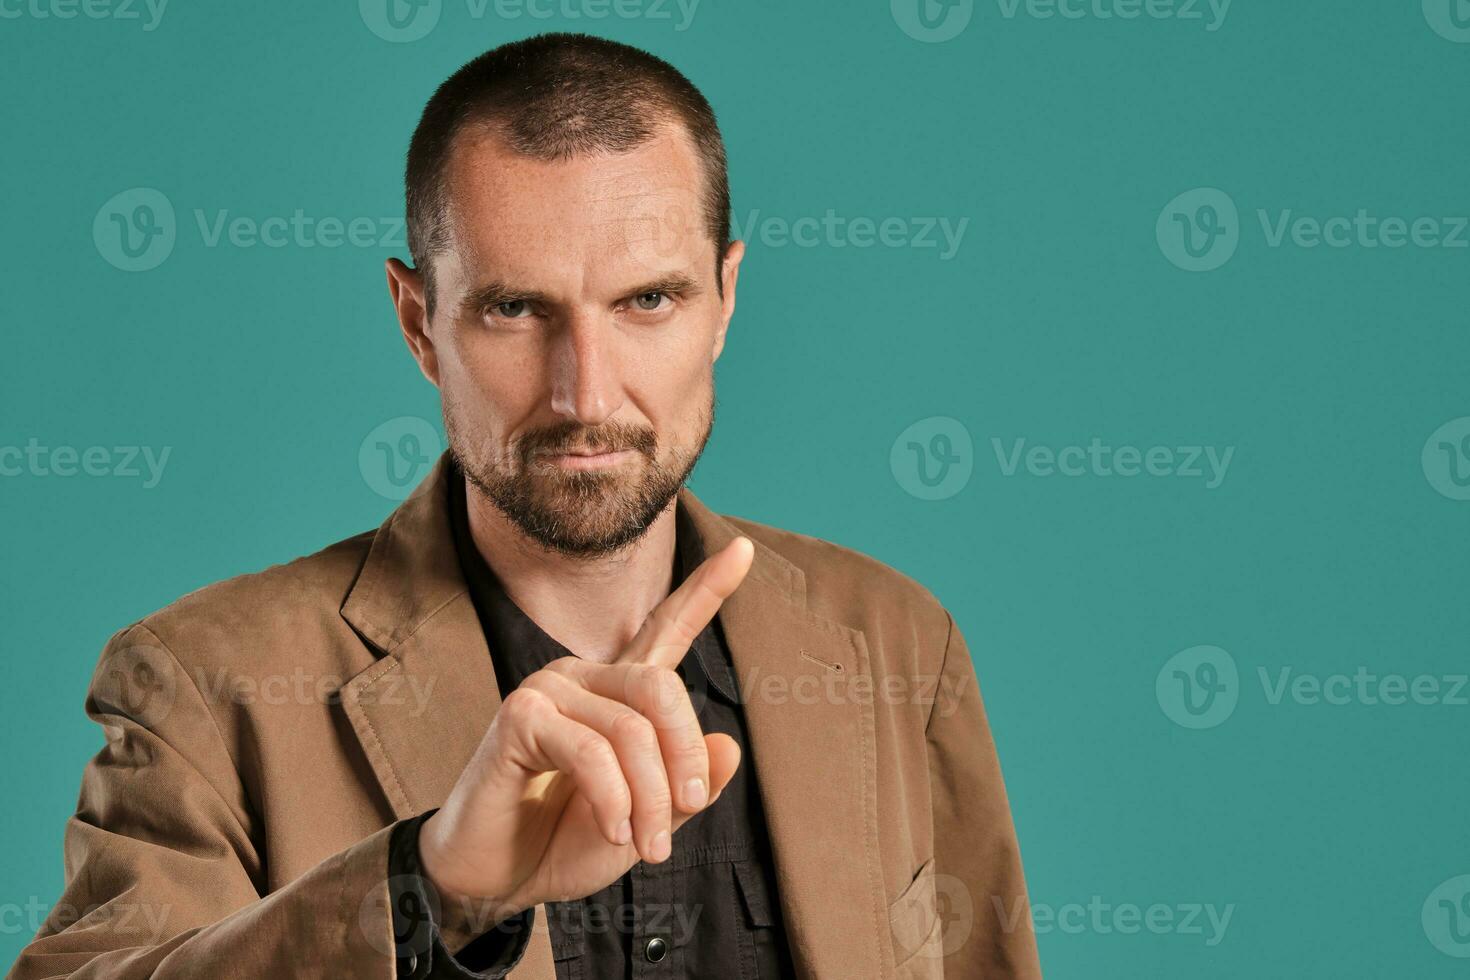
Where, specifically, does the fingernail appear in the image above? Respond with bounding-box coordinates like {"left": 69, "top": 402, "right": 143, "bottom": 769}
{"left": 684, "top": 777, "right": 708, "bottom": 809}
{"left": 615, "top": 820, "right": 632, "bottom": 845}
{"left": 651, "top": 830, "right": 671, "bottom": 863}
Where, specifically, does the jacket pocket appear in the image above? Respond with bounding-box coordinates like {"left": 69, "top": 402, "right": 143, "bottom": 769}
{"left": 888, "top": 857, "right": 943, "bottom": 977}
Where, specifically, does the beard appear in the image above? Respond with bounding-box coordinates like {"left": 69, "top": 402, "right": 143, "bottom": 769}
{"left": 444, "top": 388, "right": 714, "bottom": 559}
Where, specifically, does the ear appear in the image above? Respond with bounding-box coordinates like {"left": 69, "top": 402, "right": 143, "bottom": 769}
{"left": 386, "top": 257, "right": 440, "bottom": 388}
{"left": 711, "top": 239, "right": 744, "bottom": 364}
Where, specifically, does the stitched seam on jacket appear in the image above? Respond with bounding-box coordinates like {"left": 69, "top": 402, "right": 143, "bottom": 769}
{"left": 355, "top": 662, "right": 412, "bottom": 811}
{"left": 924, "top": 610, "right": 958, "bottom": 737}
{"left": 853, "top": 626, "right": 885, "bottom": 976}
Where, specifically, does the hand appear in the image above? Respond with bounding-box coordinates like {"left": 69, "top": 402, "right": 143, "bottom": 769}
{"left": 417, "top": 535, "right": 755, "bottom": 932}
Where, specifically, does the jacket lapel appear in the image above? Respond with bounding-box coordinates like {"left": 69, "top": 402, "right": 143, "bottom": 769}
{"left": 678, "top": 492, "right": 890, "bottom": 979}
{"left": 337, "top": 452, "right": 888, "bottom": 979}
{"left": 339, "top": 452, "right": 501, "bottom": 820}
{"left": 336, "top": 454, "right": 562, "bottom": 974}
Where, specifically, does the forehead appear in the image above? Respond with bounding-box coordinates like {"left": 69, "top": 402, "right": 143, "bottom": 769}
{"left": 439, "top": 119, "right": 710, "bottom": 287}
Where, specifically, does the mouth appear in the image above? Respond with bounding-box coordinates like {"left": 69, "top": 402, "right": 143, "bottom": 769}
{"left": 537, "top": 448, "right": 638, "bottom": 470}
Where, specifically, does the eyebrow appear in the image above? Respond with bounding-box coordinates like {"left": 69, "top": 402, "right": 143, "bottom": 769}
{"left": 459, "top": 272, "right": 702, "bottom": 317}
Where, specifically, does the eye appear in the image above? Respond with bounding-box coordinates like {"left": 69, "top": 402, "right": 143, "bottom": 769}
{"left": 492, "top": 300, "right": 534, "bottom": 319}
{"left": 632, "top": 291, "right": 668, "bottom": 312}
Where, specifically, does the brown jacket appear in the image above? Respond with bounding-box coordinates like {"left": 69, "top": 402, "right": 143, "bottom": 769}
{"left": 8, "top": 453, "right": 1041, "bottom": 979}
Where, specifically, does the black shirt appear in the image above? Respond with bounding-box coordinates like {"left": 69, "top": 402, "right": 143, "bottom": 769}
{"left": 389, "top": 471, "right": 797, "bottom": 979}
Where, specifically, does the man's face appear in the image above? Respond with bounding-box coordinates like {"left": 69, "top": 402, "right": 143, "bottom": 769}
{"left": 411, "top": 119, "right": 742, "bottom": 558}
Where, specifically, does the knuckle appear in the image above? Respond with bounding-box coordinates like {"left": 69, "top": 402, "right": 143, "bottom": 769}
{"left": 573, "top": 730, "right": 615, "bottom": 767}
{"left": 634, "top": 664, "right": 674, "bottom": 694}
{"left": 499, "top": 687, "right": 548, "bottom": 724}
{"left": 520, "top": 671, "right": 555, "bottom": 695}
{"left": 645, "top": 667, "right": 687, "bottom": 714}
{"left": 673, "top": 737, "right": 709, "bottom": 766}
{"left": 609, "top": 708, "right": 656, "bottom": 746}
{"left": 635, "top": 779, "right": 672, "bottom": 814}
{"left": 543, "top": 656, "right": 577, "bottom": 676}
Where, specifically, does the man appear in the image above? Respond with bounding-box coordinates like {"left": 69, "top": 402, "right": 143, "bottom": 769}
{"left": 9, "top": 32, "right": 1040, "bottom": 980}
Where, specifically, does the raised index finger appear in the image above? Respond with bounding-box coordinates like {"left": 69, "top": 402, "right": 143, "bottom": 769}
{"left": 618, "top": 536, "right": 754, "bottom": 670}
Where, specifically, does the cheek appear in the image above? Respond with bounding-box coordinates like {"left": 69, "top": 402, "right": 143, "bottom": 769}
{"left": 447, "top": 331, "right": 547, "bottom": 413}
{"left": 441, "top": 334, "right": 552, "bottom": 443}
{"left": 629, "top": 321, "right": 720, "bottom": 429}
{"left": 638, "top": 360, "right": 713, "bottom": 440}
{"left": 627, "top": 311, "right": 719, "bottom": 382}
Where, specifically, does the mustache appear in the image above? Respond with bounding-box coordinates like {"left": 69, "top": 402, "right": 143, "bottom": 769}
{"left": 517, "top": 421, "right": 658, "bottom": 461}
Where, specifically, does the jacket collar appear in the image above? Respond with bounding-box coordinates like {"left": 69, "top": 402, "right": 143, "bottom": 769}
{"left": 338, "top": 450, "right": 894, "bottom": 978}
{"left": 341, "top": 451, "right": 801, "bottom": 657}
{"left": 442, "top": 458, "right": 742, "bottom": 704}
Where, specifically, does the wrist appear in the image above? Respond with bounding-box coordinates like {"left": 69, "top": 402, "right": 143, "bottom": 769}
{"left": 418, "top": 812, "right": 530, "bottom": 933}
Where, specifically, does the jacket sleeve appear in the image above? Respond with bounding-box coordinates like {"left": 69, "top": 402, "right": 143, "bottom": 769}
{"left": 6, "top": 623, "right": 413, "bottom": 980}
{"left": 386, "top": 810, "right": 535, "bottom": 978}
{"left": 925, "top": 610, "right": 1043, "bottom": 979}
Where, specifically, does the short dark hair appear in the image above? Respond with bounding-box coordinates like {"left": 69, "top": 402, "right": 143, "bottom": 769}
{"left": 404, "top": 32, "right": 731, "bottom": 316}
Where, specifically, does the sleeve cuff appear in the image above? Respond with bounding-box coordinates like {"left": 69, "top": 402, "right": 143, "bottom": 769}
{"left": 388, "top": 808, "right": 536, "bottom": 979}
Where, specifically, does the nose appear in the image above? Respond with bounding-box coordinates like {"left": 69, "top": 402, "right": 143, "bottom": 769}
{"left": 548, "top": 313, "right": 625, "bottom": 426}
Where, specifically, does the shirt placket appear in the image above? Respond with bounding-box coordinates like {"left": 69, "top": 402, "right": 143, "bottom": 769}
{"left": 631, "top": 862, "right": 677, "bottom": 977}
{"left": 547, "top": 899, "right": 586, "bottom": 980}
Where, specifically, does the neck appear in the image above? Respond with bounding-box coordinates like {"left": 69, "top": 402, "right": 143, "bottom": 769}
{"left": 462, "top": 476, "right": 679, "bottom": 663}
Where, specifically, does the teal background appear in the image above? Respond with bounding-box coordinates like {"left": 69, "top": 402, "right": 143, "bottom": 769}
{"left": 3, "top": 1, "right": 1469, "bottom": 976}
